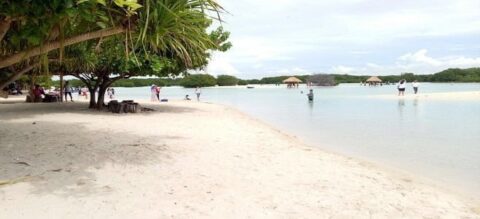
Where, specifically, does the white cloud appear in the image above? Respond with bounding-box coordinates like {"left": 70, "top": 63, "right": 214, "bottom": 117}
{"left": 445, "top": 56, "right": 480, "bottom": 66}
{"left": 206, "top": 54, "right": 240, "bottom": 76}
{"left": 399, "top": 49, "right": 442, "bottom": 66}
{"left": 331, "top": 65, "right": 355, "bottom": 74}
{"left": 332, "top": 49, "right": 480, "bottom": 75}
{"left": 212, "top": 0, "right": 480, "bottom": 78}
{"left": 265, "top": 67, "right": 310, "bottom": 76}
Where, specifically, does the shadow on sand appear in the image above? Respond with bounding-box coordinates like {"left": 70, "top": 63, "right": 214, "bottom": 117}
{"left": 0, "top": 102, "right": 194, "bottom": 197}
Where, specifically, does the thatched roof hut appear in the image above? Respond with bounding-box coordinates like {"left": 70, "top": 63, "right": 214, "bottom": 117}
{"left": 283, "top": 76, "right": 302, "bottom": 88}
{"left": 366, "top": 76, "right": 382, "bottom": 83}
{"left": 366, "top": 76, "right": 382, "bottom": 85}
{"left": 283, "top": 77, "right": 302, "bottom": 83}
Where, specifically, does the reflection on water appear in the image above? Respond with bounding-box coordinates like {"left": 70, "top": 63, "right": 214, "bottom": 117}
{"left": 307, "top": 101, "right": 314, "bottom": 115}
{"left": 114, "top": 83, "right": 480, "bottom": 196}
{"left": 397, "top": 98, "right": 405, "bottom": 120}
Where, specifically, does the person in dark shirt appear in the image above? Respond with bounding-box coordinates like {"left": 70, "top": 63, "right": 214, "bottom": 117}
{"left": 307, "top": 89, "right": 314, "bottom": 102}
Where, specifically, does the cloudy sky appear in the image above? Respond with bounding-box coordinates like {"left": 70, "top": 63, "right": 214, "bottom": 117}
{"left": 205, "top": 0, "right": 480, "bottom": 78}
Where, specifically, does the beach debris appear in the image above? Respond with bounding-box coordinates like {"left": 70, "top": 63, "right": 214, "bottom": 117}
{"left": 32, "top": 122, "right": 36, "bottom": 125}
{"left": 13, "top": 161, "right": 30, "bottom": 166}
{"left": 107, "top": 100, "right": 141, "bottom": 113}
{"left": 0, "top": 176, "right": 31, "bottom": 187}
{"left": 76, "top": 179, "right": 87, "bottom": 186}
{"left": 141, "top": 107, "right": 155, "bottom": 112}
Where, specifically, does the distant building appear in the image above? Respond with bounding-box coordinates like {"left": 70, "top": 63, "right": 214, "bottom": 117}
{"left": 366, "top": 76, "right": 382, "bottom": 86}
{"left": 283, "top": 77, "right": 302, "bottom": 88}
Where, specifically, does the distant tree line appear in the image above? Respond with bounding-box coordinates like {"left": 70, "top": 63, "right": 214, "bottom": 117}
{"left": 52, "top": 67, "right": 480, "bottom": 88}
{"left": 245, "top": 67, "right": 480, "bottom": 84}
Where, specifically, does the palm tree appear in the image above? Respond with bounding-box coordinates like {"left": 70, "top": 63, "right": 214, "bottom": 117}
{"left": 0, "top": 0, "right": 225, "bottom": 90}
{"left": 55, "top": 0, "right": 230, "bottom": 109}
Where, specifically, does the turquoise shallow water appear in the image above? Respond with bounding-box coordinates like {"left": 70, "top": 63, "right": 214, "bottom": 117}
{"left": 113, "top": 83, "right": 480, "bottom": 196}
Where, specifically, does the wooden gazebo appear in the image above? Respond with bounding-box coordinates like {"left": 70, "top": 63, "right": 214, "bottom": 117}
{"left": 283, "top": 77, "right": 302, "bottom": 88}
{"left": 366, "top": 76, "right": 382, "bottom": 86}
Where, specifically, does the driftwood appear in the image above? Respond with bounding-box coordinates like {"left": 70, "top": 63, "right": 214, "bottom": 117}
{"left": 107, "top": 100, "right": 141, "bottom": 113}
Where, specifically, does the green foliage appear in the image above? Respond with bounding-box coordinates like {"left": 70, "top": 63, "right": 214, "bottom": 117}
{"left": 111, "top": 78, "right": 182, "bottom": 87}
{"left": 180, "top": 74, "right": 216, "bottom": 88}
{"left": 430, "top": 68, "right": 480, "bottom": 82}
{"left": 237, "top": 79, "right": 248, "bottom": 85}
{"left": 245, "top": 79, "right": 261, "bottom": 84}
{"left": 216, "top": 75, "right": 239, "bottom": 86}
{"left": 0, "top": 0, "right": 137, "bottom": 59}
{"left": 35, "top": 74, "right": 53, "bottom": 88}
{"left": 331, "top": 74, "right": 368, "bottom": 83}
{"left": 240, "top": 68, "right": 480, "bottom": 85}
{"left": 209, "top": 26, "right": 233, "bottom": 52}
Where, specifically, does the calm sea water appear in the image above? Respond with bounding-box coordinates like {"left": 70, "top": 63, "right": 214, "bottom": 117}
{"left": 112, "top": 83, "right": 480, "bottom": 196}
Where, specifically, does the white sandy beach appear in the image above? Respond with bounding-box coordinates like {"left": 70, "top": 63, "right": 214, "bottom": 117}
{"left": 372, "top": 90, "right": 480, "bottom": 101}
{"left": 0, "top": 99, "right": 479, "bottom": 218}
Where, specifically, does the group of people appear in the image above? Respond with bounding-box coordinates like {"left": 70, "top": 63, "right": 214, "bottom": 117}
{"left": 397, "top": 79, "right": 420, "bottom": 96}
{"left": 150, "top": 84, "right": 162, "bottom": 102}
{"left": 185, "top": 87, "right": 202, "bottom": 101}
{"left": 30, "top": 81, "right": 116, "bottom": 102}
{"left": 3, "top": 82, "right": 23, "bottom": 95}
{"left": 150, "top": 84, "right": 202, "bottom": 102}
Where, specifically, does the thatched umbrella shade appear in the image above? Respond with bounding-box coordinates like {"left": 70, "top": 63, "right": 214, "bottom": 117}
{"left": 283, "top": 76, "right": 302, "bottom": 88}
{"left": 366, "top": 76, "right": 382, "bottom": 85}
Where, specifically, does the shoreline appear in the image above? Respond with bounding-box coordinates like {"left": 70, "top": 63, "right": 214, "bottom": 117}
{"left": 370, "top": 90, "right": 480, "bottom": 100}
{"left": 209, "top": 101, "right": 480, "bottom": 202}
{"left": 0, "top": 100, "right": 479, "bottom": 217}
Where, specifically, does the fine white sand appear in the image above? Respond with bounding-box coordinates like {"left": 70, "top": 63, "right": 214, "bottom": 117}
{"left": 0, "top": 100, "right": 479, "bottom": 218}
{"left": 372, "top": 91, "right": 480, "bottom": 101}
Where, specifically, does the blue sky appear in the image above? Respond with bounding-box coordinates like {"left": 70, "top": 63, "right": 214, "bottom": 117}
{"left": 205, "top": 0, "right": 480, "bottom": 78}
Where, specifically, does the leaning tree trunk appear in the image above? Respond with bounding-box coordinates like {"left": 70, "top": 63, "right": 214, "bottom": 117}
{"left": 88, "top": 88, "right": 97, "bottom": 109}
{"left": 0, "top": 63, "right": 37, "bottom": 90}
{"left": 96, "top": 86, "right": 108, "bottom": 110}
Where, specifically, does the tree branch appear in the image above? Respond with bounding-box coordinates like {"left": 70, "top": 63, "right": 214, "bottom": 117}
{"left": 0, "top": 17, "right": 12, "bottom": 42}
{"left": 0, "top": 63, "right": 39, "bottom": 89}
{"left": 0, "top": 26, "right": 126, "bottom": 69}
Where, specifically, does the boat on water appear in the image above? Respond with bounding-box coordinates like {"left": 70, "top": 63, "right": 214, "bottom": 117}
{"left": 247, "top": 86, "right": 255, "bottom": 89}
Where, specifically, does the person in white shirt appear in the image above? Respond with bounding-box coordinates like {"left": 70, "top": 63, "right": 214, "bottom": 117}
{"left": 397, "top": 79, "right": 406, "bottom": 96}
{"left": 150, "top": 84, "right": 157, "bottom": 102}
{"left": 195, "top": 87, "right": 201, "bottom": 101}
{"left": 412, "top": 80, "right": 420, "bottom": 94}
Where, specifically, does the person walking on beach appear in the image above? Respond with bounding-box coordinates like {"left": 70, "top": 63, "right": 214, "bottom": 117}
{"left": 107, "top": 88, "right": 115, "bottom": 100}
{"left": 64, "top": 81, "right": 74, "bottom": 102}
{"left": 195, "top": 87, "right": 201, "bottom": 101}
{"left": 150, "top": 84, "right": 157, "bottom": 102}
{"left": 307, "top": 89, "right": 314, "bottom": 102}
{"left": 81, "top": 86, "right": 89, "bottom": 99}
{"left": 412, "top": 80, "right": 420, "bottom": 94}
{"left": 397, "top": 79, "right": 406, "bottom": 96}
{"left": 155, "top": 85, "right": 161, "bottom": 101}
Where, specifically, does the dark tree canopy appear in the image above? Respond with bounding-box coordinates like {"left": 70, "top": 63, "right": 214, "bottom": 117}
{"left": 180, "top": 74, "right": 217, "bottom": 88}
{"left": 216, "top": 75, "right": 239, "bottom": 86}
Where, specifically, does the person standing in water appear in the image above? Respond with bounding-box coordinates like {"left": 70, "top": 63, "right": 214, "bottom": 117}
{"left": 412, "top": 80, "right": 420, "bottom": 94}
{"left": 307, "top": 89, "right": 314, "bottom": 102}
{"left": 397, "top": 79, "right": 406, "bottom": 96}
{"left": 195, "top": 87, "right": 201, "bottom": 101}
